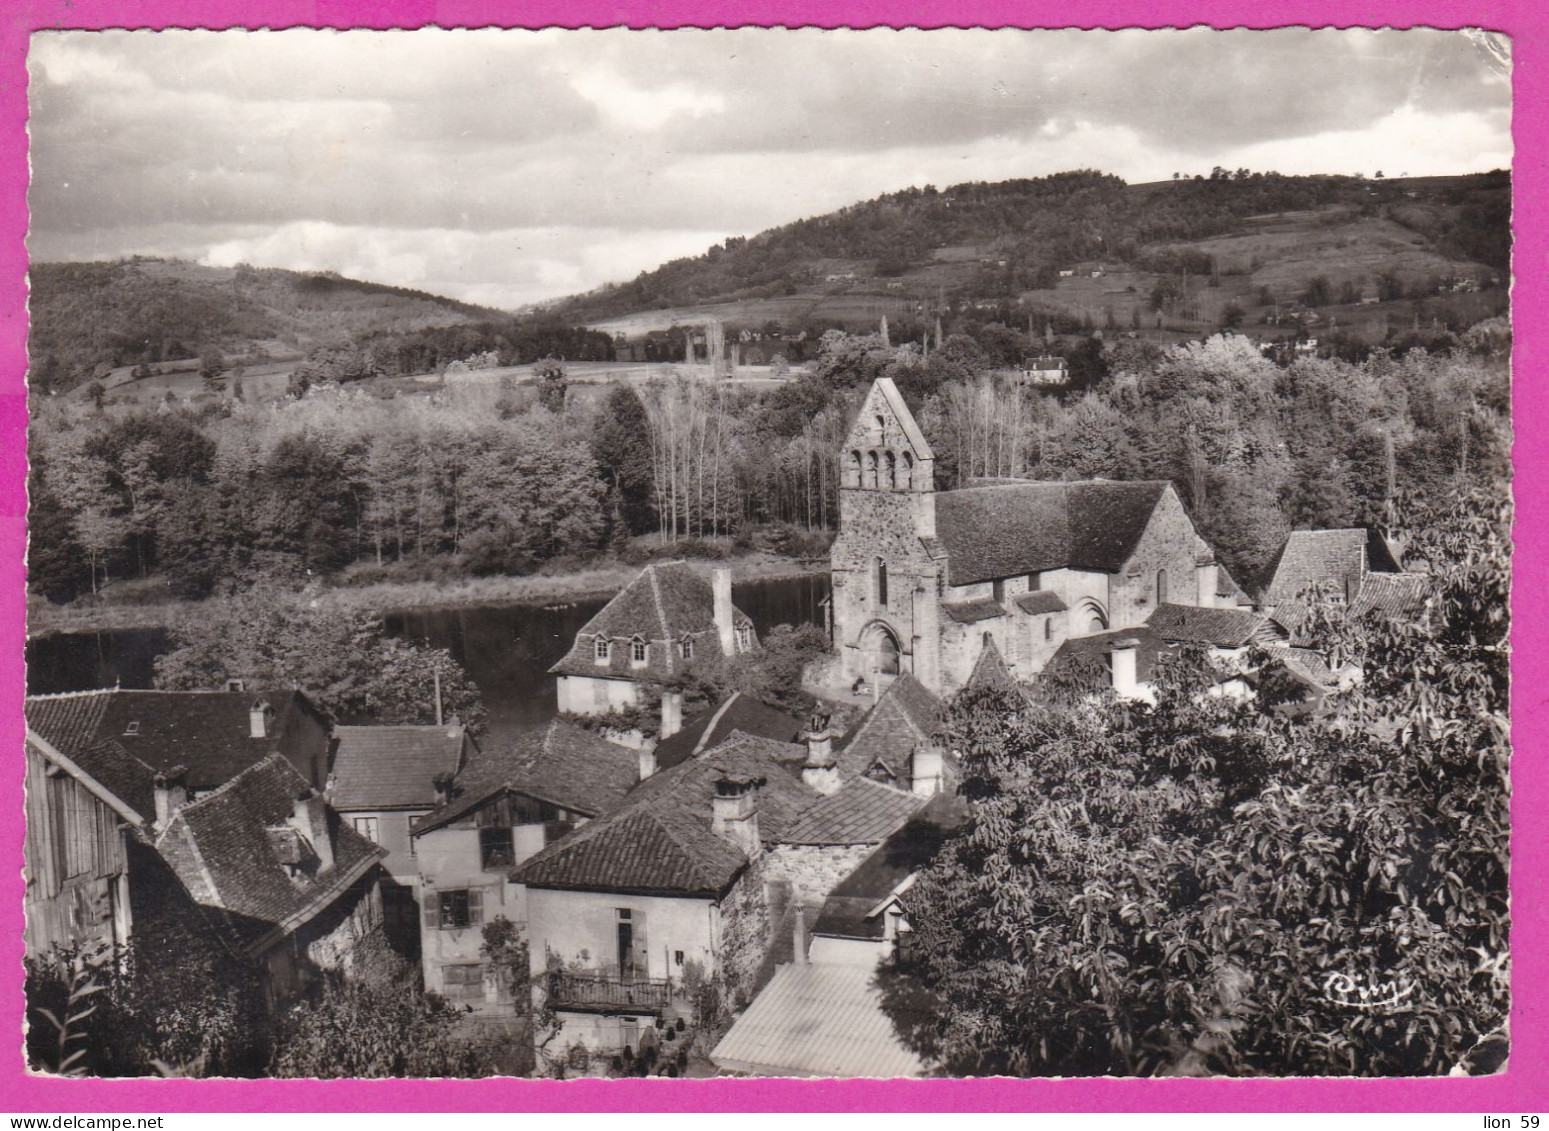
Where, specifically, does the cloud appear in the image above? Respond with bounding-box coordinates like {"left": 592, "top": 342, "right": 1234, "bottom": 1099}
{"left": 26, "top": 27, "right": 1511, "bottom": 310}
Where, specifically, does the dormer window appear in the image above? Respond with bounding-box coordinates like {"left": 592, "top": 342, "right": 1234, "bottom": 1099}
{"left": 594, "top": 637, "right": 611, "bottom": 664}
{"left": 631, "top": 638, "right": 649, "bottom": 666}
{"left": 680, "top": 637, "right": 695, "bottom": 661}
{"left": 123, "top": 721, "right": 140, "bottom": 737}
{"left": 735, "top": 624, "right": 752, "bottom": 653}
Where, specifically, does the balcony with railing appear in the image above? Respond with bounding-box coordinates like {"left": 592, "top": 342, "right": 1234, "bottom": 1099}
{"left": 545, "top": 970, "right": 674, "bottom": 1015}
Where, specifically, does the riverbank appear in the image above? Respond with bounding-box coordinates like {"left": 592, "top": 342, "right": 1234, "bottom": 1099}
{"left": 26, "top": 551, "right": 829, "bottom": 639}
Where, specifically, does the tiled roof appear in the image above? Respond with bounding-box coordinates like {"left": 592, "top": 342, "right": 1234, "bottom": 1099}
{"left": 964, "top": 637, "right": 1022, "bottom": 694}
{"left": 934, "top": 480, "right": 1170, "bottom": 585}
{"left": 836, "top": 675, "right": 941, "bottom": 786}
{"left": 329, "top": 724, "right": 469, "bottom": 812}
{"left": 69, "top": 740, "right": 160, "bottom": 823}
{"left": 1215, "top": 563, "right": 1252, "bottom": 606}
{"left": 1147, "top": 603, "right": 1278, "bottom": 648}
{"left": 512, "top": 731, "right": 815, "bottom": 897}
{"left": 1051, "top": 625, "right": 1170, "bottom": 684}
{"left": 939, "top": 597, "right": 1006, "bottom": 624}
{"left": 1014, "top": 589, "right": 1068, "bottom": 615}
{"left": 780, "top": 778, "right": 926, "bottom": 846}
{"left": 1349, "top": 573, "right": 1429, "bottom": 620}
{"left": 812, "top": 794, "right": 969, "bottom": 941}
{"left": 711, "top": 963, "right": 925, "bottom": 1078}
{"left": 154, "top": 754, "right": 385, "bottom": 954}
{"left": 414, "top": 719, "right": 638, "bottom": 834}
{"left": 548, "top": 561, "right": 755, "bottom": 680}
{"left": 653, "top": 692, "right": 805, "bottom": 771}
{"left": 24, "top": 689, "right": 330, "bottom": 793}
{"left": 1266, "top": 529, "right": 1373, "bottom": 605}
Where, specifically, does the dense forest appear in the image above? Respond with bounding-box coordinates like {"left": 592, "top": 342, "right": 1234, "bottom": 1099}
{"left": 27, "top": 311, "right": 1509, "bottom": 609}
{"left": 547, "top": 169, "right": 1511, "bottom": 323}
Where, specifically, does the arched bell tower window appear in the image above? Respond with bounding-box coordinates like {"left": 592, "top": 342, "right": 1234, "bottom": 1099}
{"left": 866, "top": 451, "right": 879, "bottom": 489}
{"left": 876, "top": 558, "right": 889, "bottom": 608}
{"left": 848, "top": 450, "right": 862, "bottom": 488}
{"left": 886, "top": 451, "right": 897, "bottom": 490}
{"left": 1156, "top": 569, "right": 1168, "bottom": 605}
{"left": 901, "top": 452, "right": 914, "bottom": 490}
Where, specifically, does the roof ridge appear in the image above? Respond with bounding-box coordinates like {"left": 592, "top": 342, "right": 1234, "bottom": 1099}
{"left": 178, "top": 751, "right": 297, "bottom": 816}
{"left": 640, "top": 805, "right": 739, "bottom": 889}
{"left": 646, "top": 564, "right": 672, "bottom": 665}
{"left": 693, "top": 691, "right": 743, "bottom": 757}
{"left": 24, "top": 688, "right": 116, "bottom": 701}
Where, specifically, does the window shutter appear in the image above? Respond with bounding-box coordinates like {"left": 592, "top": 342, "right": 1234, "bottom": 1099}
{"left": 422, "top": 896, "right": 441, "bottom": 930}
{"left": 467, "top": 887, "right": 483, "bottom": 925}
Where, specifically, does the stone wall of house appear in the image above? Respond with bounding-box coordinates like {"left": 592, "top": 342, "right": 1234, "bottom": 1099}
{"left": 764, "top": 844, "right": 876, "bottom": 909}
{"left": 556, "top": 674, "right": 643, "bottom": 716}
{"left": 1110, "top": 486, "right": 1210, "bottom": 627}
{"left": 714, "top": 856, "right": 772, "bottom": 1010}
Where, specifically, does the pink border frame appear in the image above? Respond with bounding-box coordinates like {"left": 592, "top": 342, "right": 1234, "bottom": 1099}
{"left": 1, "top": 1, "right": 1540, "bottom": 1112}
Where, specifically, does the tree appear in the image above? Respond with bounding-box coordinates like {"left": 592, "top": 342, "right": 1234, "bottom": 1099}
{"left": 1219, "top": 302, "right": 1245, "bottom": 330}
{"left": 1302, "top": 275, "right": 1334, "bottom": 307}
{"left": 153, "top": 588, "right": 486, "bottom": 731}
{"left": 882, "top": 487, "right": 1508, "bottom": 1076}
{"left": 535, "top": 356, "right": 569, "bottom": 413}
{"left": 592, "top": 384, "right": 657, "bottom": 537}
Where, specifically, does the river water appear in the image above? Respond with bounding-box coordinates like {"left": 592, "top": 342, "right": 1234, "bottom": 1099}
{"left": 25, "top": 573, "right": 831, "bottom": 748}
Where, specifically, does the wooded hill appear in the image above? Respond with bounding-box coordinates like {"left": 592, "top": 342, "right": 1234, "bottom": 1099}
{"left": 547, "top": 169, "right": 1510, "bottom": 339}
{"left": 27, "top": 257, "right": 505, "bottom": 393}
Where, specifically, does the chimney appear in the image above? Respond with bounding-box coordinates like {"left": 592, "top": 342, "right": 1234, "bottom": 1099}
{"left": 713, "top": 568, "right": 736, "bottom": 656}
{"left": 1195, "top": 553, "right": 1218, "bottom": 608}
{"left": 638, "top": 746, "right": 658, "bottom": 782}
{"left": 432, "top": 771, "right": 455, "bottom": 808}
{"left": 1110, "top": 639, "right": 1141, "bottom": 700}
{"left": 911, "top": 743, "right": 943, "bottom": 798}
{"left": 249, "top": 698, "right": 273, "bottom": 740}
{"left": 801, "top": 713, "right": 841, "bottom": 796}
{"left": 152, "top": 765, "right": 188, "bottom": 830}
{"left": 710, "top": 774, "right": 762, "bottom": 856}
{"left": 660, "top": 691, "right": 684, "bottom": 740}
{"left": 289, "top": 790, "right": 335, "bottom": 872}
{"left": 792, "top": 903, "right": 808, "bottom": 966}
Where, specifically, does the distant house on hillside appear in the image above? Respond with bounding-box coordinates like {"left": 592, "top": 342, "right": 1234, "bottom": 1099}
{"left": 1020, "top": 355, "right": 1069, "bottom": 386}
{"left": 25, "top": 688, "right": 332, "bottom": 797}
{"left": 549, "top": 562, "right": 757, "bottom": 729}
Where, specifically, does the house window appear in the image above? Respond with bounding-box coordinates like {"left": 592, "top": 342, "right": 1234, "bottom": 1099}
{"left": 680, "top": 636, "right": 694, "bottom": 660}
{"left": 594, "top": 637, "right": 611, "bottom": 664}
{"left": 441, "top": 963, "right": 484, "bottom": 1001}
{"left": 735, "top": 624, "right": 752, "bottom": 652}
{"left": 479, "top": 827, "right": 514, "bottom": 870}
{"left": 876, "top": 559, "right": 888, "bottom": 608}
{"left": 675, "top": 950, "right": 685, "bottom": 967}
{"left": 631, "top": 638, "right": 649, "bottom": 666}
{"left": 1045, "top": 618, "right": 1054, "bottom": 642}
{"left": 352, "top": 816, "right": 380, "bottom": 844}
{"left": 425, "top": 888, "right": 483, "bottom": 931}
{"left": 992, "top": 578, "right": 1005, "bottom": 603}
{"left": 1156, "top": 569, "right": 1169, "bottom": 604}
{"left": 123, "top": 721, "right": 139, "bottom": 736}
{"left": 1027, "top": 571, "right": 1040, "bottom": 590}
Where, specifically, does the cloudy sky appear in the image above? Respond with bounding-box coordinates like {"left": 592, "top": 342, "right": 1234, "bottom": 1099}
{"left": 28, "top": 27, "right": 1511, "bottom": 311}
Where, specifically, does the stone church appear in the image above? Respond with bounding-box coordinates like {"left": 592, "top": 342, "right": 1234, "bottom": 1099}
{"left": 829, "top": 377, "right": 1230, "bottom": 697}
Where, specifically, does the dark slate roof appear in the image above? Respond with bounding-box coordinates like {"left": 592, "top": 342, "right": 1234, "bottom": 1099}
{"left": 512, "top": 731, "right": 816, "bottom": 897}
{"left": 779, "top": 778, "right": 926, "bottom": 847}
{"left": 1349, "top": 573, "right": 1430, "bottom": 620}
{"left": 330, "top": 724, "right": 469, "bottom": 813}
{"left": 940, "top": 597, "right": 1007, "bottom": 624}
{"left": 414, "top": 719, "right": 638, "bottom": 834}
{"left": 548, "top": 561, "right": 755, "bottom": 680}
{"left": 1266, "top": 528, "right": 1402, "bottom": 605}
{"left": 934, "top": 480, "right": 1170, "bottom": 585}
{"left": 1014, "top": 589, "right": 1068, "bottom": 615}
{"left": 652, "top": 692, "right": 805, "bottom": 771}
{"left": 154, "top": 754, "right": 385, "bottom": 954}
{"left": 836, "top": 675, "right": 942, "bottom": 786}
{"left": 69, "top": 740, "right": 159, "bottom": 824}
{"left": 964, "top": 638, "right": 1022, "bottom": 694}
{"left": 1051, "top": 626, "right": 1170, "bottom": 684}
{"left": 812, "top": 794, "right": 970, "bottom": 940}
{"left": 24, "top": 689, "right": 329, "bottom": 793}
{"left": 1147, "top": 603, "right": 1278, "bottom": 648}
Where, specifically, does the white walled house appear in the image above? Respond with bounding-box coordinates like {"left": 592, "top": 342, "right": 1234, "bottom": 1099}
{"left": 549, "top": 561, "right": 757, "bottom": 722}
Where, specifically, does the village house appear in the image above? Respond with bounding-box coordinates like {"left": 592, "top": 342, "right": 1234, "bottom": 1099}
{"left": 1020, "top": 355, "right": 1069, "bottom": 387}
{"left": 512, "top": 730, "right": 819, "bottom": 1061}
{"left": 22, "top": 727, "right": 142, "bottom": 958}
{"left": 24, "top": 687, "right": 332, "bottom": 797}
{"left": 328, "top": 721, "right": 472, "bottom": 950}
{"left": 829, "top": 377, "right": 1229, "bottom": 698}
{"left": 152, "top": 754, "right": 387, "bottom": 1009}
{"left": 1263, "top": 526, "right": 1413, "bottom": 638}
{"left": 650, "top": 691, "right": 805, "bottom": 772}
{"left": 549, "top": 562, "right": 757, "bottom": 733}
{"left": 411, "top": 719, "right": 638, "bottom": 1012}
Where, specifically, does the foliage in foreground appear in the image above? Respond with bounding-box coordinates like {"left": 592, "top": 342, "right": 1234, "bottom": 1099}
{"left": 883, "top": 487, "right": 1509, "bottom": 1076}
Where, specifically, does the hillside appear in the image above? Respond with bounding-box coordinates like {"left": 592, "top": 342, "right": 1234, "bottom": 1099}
{"left": 27, "top": 257, "right": 507, "bottom": 393}
{"left": 548, "top": 169, "right": 1510, "bottom": 345}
